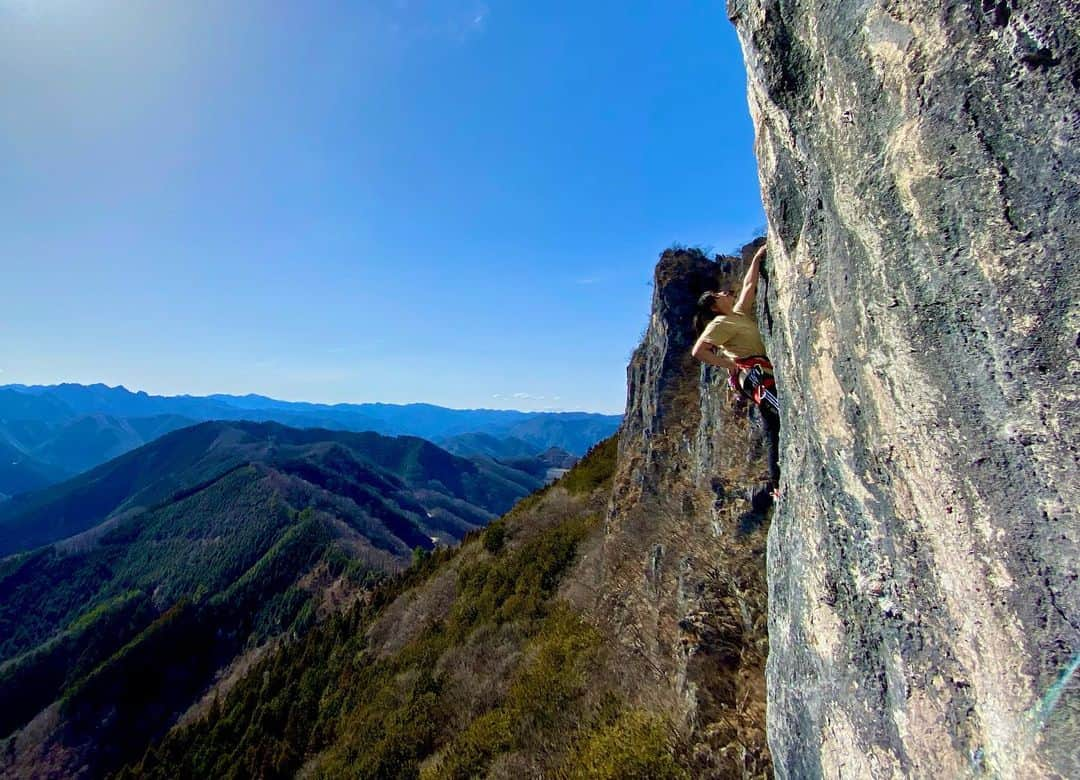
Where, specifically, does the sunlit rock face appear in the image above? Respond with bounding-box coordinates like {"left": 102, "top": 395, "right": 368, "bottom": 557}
{"left": 728, "top": 1, "right": 1078, "bottom": 777}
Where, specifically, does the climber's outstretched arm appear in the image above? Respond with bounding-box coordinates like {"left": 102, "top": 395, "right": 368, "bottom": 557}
{"left": 735, "top": 243, "right": 766, "bottom": 312}
{"left": 692, "top": 335, "right": 736, "bottom": 370}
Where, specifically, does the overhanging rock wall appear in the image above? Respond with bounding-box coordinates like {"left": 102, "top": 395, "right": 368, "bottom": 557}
{"left": 728, "top": 1, "right": 1079, "bottom": 777}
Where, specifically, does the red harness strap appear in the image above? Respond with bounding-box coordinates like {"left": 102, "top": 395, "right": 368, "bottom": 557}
{"left": 732, "top": 356, "right": 775, "bottom": 407}
{"left": 734, "top": 356, "right": 773, "bottom": 374}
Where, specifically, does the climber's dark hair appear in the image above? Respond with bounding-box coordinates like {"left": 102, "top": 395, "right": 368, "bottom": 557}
{"left": 694, "top": 291, "right": 720, "bottom": 334}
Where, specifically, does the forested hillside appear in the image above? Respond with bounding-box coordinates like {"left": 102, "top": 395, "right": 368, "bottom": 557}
{"left": 0, "top": 421, "right": 543, "bottom": 778}
{"left": 0, "top": 420, "right": 539, "bottom": 557}
{"left": 114, "top": 437, "right": 688, "bottom": 780}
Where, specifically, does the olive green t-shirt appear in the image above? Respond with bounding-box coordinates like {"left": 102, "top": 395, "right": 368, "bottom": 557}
{"left": 700, "top": 302, "right": 767, "bottom": 362}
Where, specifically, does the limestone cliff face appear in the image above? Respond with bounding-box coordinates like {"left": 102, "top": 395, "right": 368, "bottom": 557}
{"left": 728, "top": 1, "right": 1079, "bottom": 777}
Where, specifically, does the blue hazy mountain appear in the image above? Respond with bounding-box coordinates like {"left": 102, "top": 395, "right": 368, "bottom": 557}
{"left": 0, "top": 439, "right": 58, "bottom": 499}
{"left": 0, "top": 384, "right": 620, "bottom": 496}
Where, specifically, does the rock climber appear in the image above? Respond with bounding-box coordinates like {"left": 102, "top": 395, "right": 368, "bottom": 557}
{"left": 691, "top": 243, "right": 781, "bottom": 498}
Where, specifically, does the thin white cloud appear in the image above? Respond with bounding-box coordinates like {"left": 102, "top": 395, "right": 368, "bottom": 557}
{"left": 454, "top": 2, "right": 488, "bottom": 40}
{"left": 368, "top": 1, "right": 489, "bottom": 46}
{"left": 512, "top": 392, "right": 549, "bottom": 401}
{"left": 492, "top": 391, "right": 564, "bottom": 408}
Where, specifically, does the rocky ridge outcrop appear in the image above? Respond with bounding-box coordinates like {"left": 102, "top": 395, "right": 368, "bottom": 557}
{"left": 586, "top": 246, "right": 775, "bottom": 778}
{"left": 727, "top": 1, "right": 1079, "bottom": 777}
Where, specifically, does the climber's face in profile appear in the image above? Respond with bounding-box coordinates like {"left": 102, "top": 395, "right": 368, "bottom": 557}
{"left": 695, "top": 289, "right": 737, "bottom": 330}
{"left": 710, "top": 289, "right": 736, "bottom": 316}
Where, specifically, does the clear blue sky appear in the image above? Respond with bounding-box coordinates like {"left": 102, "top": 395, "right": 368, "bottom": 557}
{"left": 1, "top": 0, "right": 763, "bottom": 414}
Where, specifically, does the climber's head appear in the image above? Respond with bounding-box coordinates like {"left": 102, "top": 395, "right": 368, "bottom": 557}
{"left": 695, "top": 289, "right": 736, "bottom": 332}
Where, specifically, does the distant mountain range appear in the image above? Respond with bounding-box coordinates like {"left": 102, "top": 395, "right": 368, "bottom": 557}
{"left": 0, "top": 384, "right": 620, "bottom": 497}
{"left": 0, "top": 420, "right": 544, "bottom": 774}
{"left": 0, "top": 420, "right": 542, "bottom": 559}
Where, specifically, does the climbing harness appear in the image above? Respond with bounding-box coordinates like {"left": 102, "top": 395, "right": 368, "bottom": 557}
{"left": 731, "top": 356, "right": 781, "bottom": 416}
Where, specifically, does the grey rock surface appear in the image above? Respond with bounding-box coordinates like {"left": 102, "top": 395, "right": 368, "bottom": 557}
{"left": 728, "top": 1, "right": 1079, "bottom": 776}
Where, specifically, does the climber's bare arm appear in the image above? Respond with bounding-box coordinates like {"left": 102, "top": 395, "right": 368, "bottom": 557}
{"left": 692, "top": 335, "right": 736, "bottom": 370}
{"left": 735, "top": 243, "right": 766, "bottom": 311}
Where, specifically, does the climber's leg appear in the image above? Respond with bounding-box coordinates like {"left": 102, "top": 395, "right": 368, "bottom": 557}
{"left": 759, "top": 402, "right": 781, "bottom": 489}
